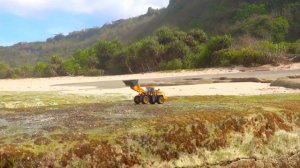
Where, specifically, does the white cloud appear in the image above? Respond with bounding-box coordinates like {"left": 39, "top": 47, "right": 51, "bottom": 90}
{"left": 0, "top": 0, "right": 169, "bottom": 18}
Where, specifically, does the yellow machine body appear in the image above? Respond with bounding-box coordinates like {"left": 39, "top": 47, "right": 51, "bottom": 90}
{"left": 123, "top": 80, "right": 167, "bottom": 104}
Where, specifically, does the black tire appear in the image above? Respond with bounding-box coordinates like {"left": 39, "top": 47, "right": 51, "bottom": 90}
{"left": 142, "top": 96, "right": 150, "bottom": 104}
{"left": 150, "top": 96, "right": 156, "bottom": 104}
{"left": 157, "top": 96, "right": 165, "bottom": 104}
{"left": 134, "top": 96, "right": 141, "bottom": 104}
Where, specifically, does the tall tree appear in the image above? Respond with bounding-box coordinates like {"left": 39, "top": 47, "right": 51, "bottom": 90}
{"left": 95, "top": 40, "right": 122, "bottom": 71}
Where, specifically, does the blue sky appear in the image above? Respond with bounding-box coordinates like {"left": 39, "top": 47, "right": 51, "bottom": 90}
{"left": 0, "top": 0, "right": 169, "bottom": 46}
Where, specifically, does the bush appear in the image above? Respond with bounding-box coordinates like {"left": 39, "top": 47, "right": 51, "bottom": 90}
{"left": 0, "top": 62, "right": 11, "bottom": 79}
{"left": 254, "top": 41, "right": 288, "bottom": 55}
{"left": 232, "top": 16, "right": 289, "bottom": 42}
{"left": 231, "top": 15, "right": 272, "bottom": 39}
{"left": 213, "top": 48, "right": 276, "bottom": 67}
{"left": 13, "top": 65, "right": 34, "bottom": 78}
{"left": 161, "top": 59, "right": 183, "bottom": 70}
{"left": 189, "top": 44, "right": 208, "bottom": 68}
{"left": 208, "top": 35, "right": 233, "bottom": 52}
{"left": 211, "top": 49, "right": 240, "bottom": 66}
{"left": 34, "top": 62, "right": 47, "bottom": 77}
{"left": 240, "top": 48, "right": 272, "bottom": 66}
{"left": 235, "top": 4, "right": 267, "bottom": 21}
{"left": 87, "top": 69, "right": 104, "bottom": 76}
{"left": 270, "top": 17, "right": 289, "bottom": 42}
{"left": 106, "top": 55, "right": 125, "bottom": 74}
{"left": 155, "top": 27, "right": 177, "bottom": 45}
{"left": 188, "top": 29, "right": 208, "bottom": 44}
{"left": 44, "top": 65, "right": 57, "bottom": 77}
{"left": 164, "top": 40, "right": 191, "bottom": 61}
{"left": 288, "top": 41, "right": 300, "bottom": 54}
{"left": 205, "top": 35, "right": 233, "bottom": 66}
{"left": 95, "top": 40, "right": 122, "bottom": 70}
{"left": 62, "top": 59, "right": 76, "bottom": 76}
{"left": 137, "top": 37, "right": 163, "bottom": 72}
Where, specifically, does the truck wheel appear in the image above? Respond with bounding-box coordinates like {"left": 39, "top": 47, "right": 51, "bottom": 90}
{"left": 142, "top": 96, "right": 150, "bottom": 104}
{"left": 134, "top": 96, "right": 141, "bottom": 104}
{"left": 150, "top": 96, "right": 156, "bottom": 104}
{"left": 157, "top": 96, "right": 165, "bottom": 104}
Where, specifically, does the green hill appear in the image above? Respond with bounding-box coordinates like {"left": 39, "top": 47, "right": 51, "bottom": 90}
{"left": 0, "top": 0, "right": 300, "bottom": 66}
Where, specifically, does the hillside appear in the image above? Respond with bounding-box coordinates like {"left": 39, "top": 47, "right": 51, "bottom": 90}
{"left": 0, "top": 0, "right": 300, "bottom": 65}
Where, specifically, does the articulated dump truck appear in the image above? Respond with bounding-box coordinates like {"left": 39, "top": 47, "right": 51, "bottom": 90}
{"left": 123, "top": 80, "right": 167, "bottom": 104}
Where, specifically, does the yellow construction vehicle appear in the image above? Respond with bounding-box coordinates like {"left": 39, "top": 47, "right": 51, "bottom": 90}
{"left": 123, "top": 80, "right": 167, "bottom": 104}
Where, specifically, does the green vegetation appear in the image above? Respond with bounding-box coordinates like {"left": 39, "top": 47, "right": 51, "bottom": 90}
{"left": 231, "top": 15, "right": 290, "bottom": 42}
{"left": 235, "top": 3, "right": 267, "bottom": 21}
{"left": 0, "top": 26, "right": 298, "bottom": 78}
{"left": 212, "top": 41, "right": 288, "bottom": 66}
{"left": 0, "top": 94, "right": 299, "bottom": 167}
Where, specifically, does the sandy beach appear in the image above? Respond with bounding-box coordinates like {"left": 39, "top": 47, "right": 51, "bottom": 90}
{"left": 0, "top": 63, "right": 299, "bottom": 98}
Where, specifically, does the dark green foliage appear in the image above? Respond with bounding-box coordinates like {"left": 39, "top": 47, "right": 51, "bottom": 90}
{"left": 190, "top": 45, "right": 209, "bottom": 68}
{"left": 161, "top": 59, "right": 183, "bottom": 70}
{"left": 164, "top": 40, "right": 190, "bottom": 61}
{"left": 86, "top": 68, "right": 104, "bottom": 76}
{"left": 12, "top": 65, "right": 34, "bottom": 78}
{"left": 95, "top": 40, "right": 122, "bottom": 70}
{"left": 122, "top": 28, "right": 207, "bottom": 73}
{"left": 270, "top": 17, "right": 290, "bottom": 42}
{"left": 284, "top": 2, "right": 300, "bottom": 40}
{"left": 211, "top": 41, "right": 287, "bottom": 67}
{"left": 33, "top": 62, "right": 47, "bottom": 77}
{"left": 0, "top": 27, "right": 297, "bottom": 79}
{"left": 204, "top": 35, "right": 233, "bottom": 66}
{"left": 0, "top": 62, "right": 11, "bottom": 79}
{"left": 44, "top": 65, "right": 58, "bottom": 77}
{"left": 261, "top": 0, "right": 299, "bottom": 14}
{"left": 95, "top": 41, "right": 121, "bottom": 69}
{"left": 117, "top": 43, "right": 140, "bottom": 74}
{"left": 49, "top": 55, "right": 67, "bottom": 76}
{"left": 212, "top": 48, "right": 271, "bottom": 67}
{"left": 208, "top": 35, "right": 233, "bottom": 52}
{"left": 235, "top": 4, "right": 267, "bottom": 21}
{"left": 288, "top": 40, "right": 300, "bottom": 54}
{"left": 137, "top": 37, "right": 162, "bottom": 72}
{"left": 231, "top": 15, "right": 272, "bottom": 39}
{"left": 62, "top": 58, "right": 78, "bottom": 76}
{"left": 155, "top": 27, "right": 177, "bottom": 45}
{"left": 231, "top": 15, "right": 289, "bottom": 42}
{"left": 188, "top": 29, "right": 208, "bottom": 44}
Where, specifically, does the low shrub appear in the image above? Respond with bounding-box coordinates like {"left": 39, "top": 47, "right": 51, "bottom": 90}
{"left": 205, "top": 35, "right": 233, "bottom": 66}
{"left": 212, "top": 48, "right": 276, "bottom": 67}
{"left": 288, "top": 41, "right": 300, "bottom": 54}
{"left": 87, "top": 69, "right": 104, "bottom": 76}
{"left": 235, "top": 4, "right": 267, "bottom": 21}
{"left": 161, "top": 59, "right": 183, "bottom": 70}
{"left": 208, "top": 35, "right": 233, "bottom": 52}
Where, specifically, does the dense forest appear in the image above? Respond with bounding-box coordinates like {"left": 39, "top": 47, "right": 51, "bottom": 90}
{"left": 0, "top": 0, "right": 299, "bottom": 78}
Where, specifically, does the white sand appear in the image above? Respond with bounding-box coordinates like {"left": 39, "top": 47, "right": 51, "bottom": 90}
{"left": 62, "top": 82, "right": 299, "bottom": 98}
{"left": 0, "top": 64, "right": 299, "bottom": 98}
